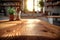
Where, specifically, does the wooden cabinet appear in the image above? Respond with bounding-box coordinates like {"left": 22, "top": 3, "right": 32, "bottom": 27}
{"left": 45, "top": 0, "right": 60, "bottom": 26}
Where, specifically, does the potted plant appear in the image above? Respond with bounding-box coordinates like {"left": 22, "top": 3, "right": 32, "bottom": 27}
{"left": 39, "top": 0, "right": 44, "bottom": 13}
{"left": 7, "top": 7, "right": 16, "bottom": 21}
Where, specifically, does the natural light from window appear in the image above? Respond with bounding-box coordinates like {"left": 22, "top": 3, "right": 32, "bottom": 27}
{"left": 26, "top": 0, "right": 33, "bottom": 11}
{"left": 26, "top": 0, "right": 41, "bottom": 11}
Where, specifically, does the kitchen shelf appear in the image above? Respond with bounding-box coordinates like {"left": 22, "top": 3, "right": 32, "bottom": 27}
{"left": 45, "top": 16, "right": 60, "bottom": 18}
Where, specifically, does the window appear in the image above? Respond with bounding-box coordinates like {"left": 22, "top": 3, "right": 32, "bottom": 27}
{"left": 26, "top": 0, "right": 41, "bottom": 12}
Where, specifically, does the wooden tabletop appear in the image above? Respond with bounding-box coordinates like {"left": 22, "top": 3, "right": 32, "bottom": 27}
{"left": 0, "top": 19, "right": 60, "bottom": 39}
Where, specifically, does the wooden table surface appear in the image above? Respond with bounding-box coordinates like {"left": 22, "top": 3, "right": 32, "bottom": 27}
{"left": 0, "top": 19, "right": 60, "bottom": 40}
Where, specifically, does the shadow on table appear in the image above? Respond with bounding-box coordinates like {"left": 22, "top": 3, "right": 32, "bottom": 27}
{"left": 0, "top": 21, "right": 11, "bottom": 23}
{"left": 0, "top": 36, "right": 60, "bottom": 40}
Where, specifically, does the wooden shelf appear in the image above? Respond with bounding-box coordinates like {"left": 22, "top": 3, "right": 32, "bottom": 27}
{"left": 0, "top": 5, "right": 21, "bottom": 7}
{"left": 4, "top": 0, "right": 21, "bottom": 1}
{"left": 46, "top": 2, "right": 60, "bottom": 7}
{"left": 45, "top": 16, "right": 60, "bottom": 18}
{"left": 0, "top": 1, "right": 21, "bottom": 3}
{"left": 46, "top": 0, "right": 60, "bottom": 2}
{"left": 0, "top": 0, "right": 22, "bottom": 7}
